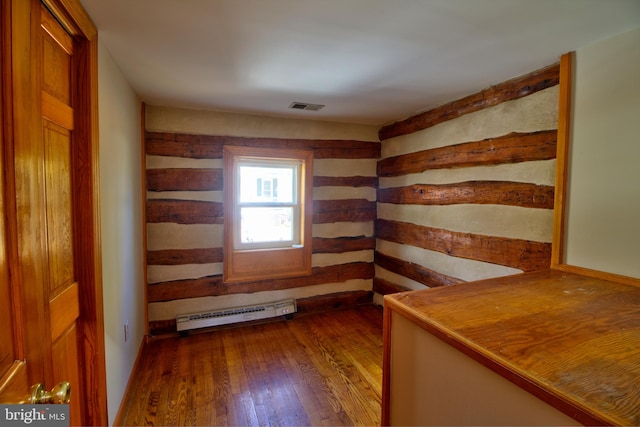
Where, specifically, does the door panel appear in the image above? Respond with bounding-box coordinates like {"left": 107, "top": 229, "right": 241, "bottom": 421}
{"left": 0, "top": 1, "right": 107, "bottom": 425}
{"left": 41, "top": 5, "right": 82, "bottom": 424}
{"left": 0, "top": 27, "right": 22, "bottom": 398}
{"left": 43, "top": 121, "right": 76, "bottom": 295}
{"left": 41, "top": 7, "right": 71, "bottom": 105}
{"left": 49, "top": 283, "right": 79, "bottom": 343}
{"left": 0, "top": 0, "right": 49, "bottom": 405}
{"left": 52, "top": 326, "right": 81, "bottom": 423}
{"left": 0, "top": 148, "right": 15, "bottom": 379}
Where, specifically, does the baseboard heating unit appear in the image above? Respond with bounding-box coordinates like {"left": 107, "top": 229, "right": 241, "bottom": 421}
{"left": 176, "top": 299, "right": 297, "bottom": 332}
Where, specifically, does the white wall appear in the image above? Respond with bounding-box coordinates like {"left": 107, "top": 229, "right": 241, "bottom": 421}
{"left": 97, "top": 40, "right": 145, "bottom": 424}
{"left": 565, "top": 27, "right": 640, "bottom": 278}
{"left": 146, "top": 105, "right": 379, "bottom": 141}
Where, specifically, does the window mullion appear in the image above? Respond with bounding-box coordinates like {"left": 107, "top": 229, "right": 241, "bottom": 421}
{"left": 238, "top": 203, "right": 296, "bottom": 208}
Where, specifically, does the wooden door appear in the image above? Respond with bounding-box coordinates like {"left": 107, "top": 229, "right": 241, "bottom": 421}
{"left": 41, "top": 4, "right": 82, "bottom": 423}
{"left": 0, "top": 0, "right": 107, "bottom": 425}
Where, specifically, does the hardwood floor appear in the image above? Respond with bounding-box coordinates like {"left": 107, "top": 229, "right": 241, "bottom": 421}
{"left": 117, "top": 304, "right": 384, "bottom": 426}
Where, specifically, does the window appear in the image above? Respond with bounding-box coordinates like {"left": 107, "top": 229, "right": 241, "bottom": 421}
{"left": 223, "top": 146, "right": 313, "bottom": 283}
{"left": 236, "top": 159, "right": 299, "bottom": 249}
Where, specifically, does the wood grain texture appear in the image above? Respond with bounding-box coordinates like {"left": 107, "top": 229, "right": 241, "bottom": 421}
{"left": 314, "top": 175, "right": 378, "bottom": 188}
{"left": 43, "top": 122, "right": 75, "bottom": 296}
{"left": 0, "top": 31, "right": 15, "bottom": 379}
{"left": 42, "top": 0, "right": 97, "bottom": 39}
{"left": 146, "top": 133, "right": 222, "bottom": 159}
{"left": 313, "top": 199, "right": 376, "bottom": 223}
{"left": 375, "top": 251, "right": 464, "bottom": 288}
{"left": 145, "top": 225, "right": 374, "bottom": 263}
{"left": 378, "top": 181, "right": 554, "bottom": 209}
{"left": 48, "top": 282, "right": 79, "bottom": 342}
{"left": 42, "top": 7, "right": 83, "bottom": 424}
{"left": 141, "top": 104, "right": 150, "bottom": 336}
{"left": 9, "top": 0, "right": 53, "bottom": 391}
{"left": 376, "top": 219, "right": 551, "bottom": 272}
{"left": 42, "top": 91, "right": 73, "bottom": 129}
{"left": 146, "top": 168, "right": 223, "bottom": 191}
{"left": 295, "top": 290, "right": 373, "bottom": 314}
{"left": 144, "top": 129, "right": 378, "bottom": 321}
{"left": 383, "top": 269, "right": 640, "bottom": 426}
{"left": 146, "top": 200, "right": 224, "bottom": 224}
{"left": 2, "top": 1, "right": 106, "bottom": 424}
{"left": 551, "top": 53, "right": 573, "bottom": 267}
{"left": 377, "top": 130, "right": 557, "bottom": 177}
{"left": 312, "top": 236, "right": 375, "bottom": 253}
{"left": 40, "top": 3, "right": 74, "bottom": 54}
{"left": 146, "top": 132, "right": 380, "bottom": 159}
{"left": 381, "top": 301, "right": 393, "bottom": 427}
{"left": 147, "top": 248, "right": 223, "bottom": 265}
{"left": 372, "top": 277, "right": 412, "bottom": 296}
{"left": 379, "top": 63, "right": 559, "bottom": 140}
{"left": 553, "top": 263, "right": 640, "bottom": 288}
{"left": 119, "top": 306, "right": 383, "bottom": 427}
{"left": 61, "top": 5, "right": 108, "bottom": 424}
{"left": 148, "top": 262, "right": 375, "bottom": 303}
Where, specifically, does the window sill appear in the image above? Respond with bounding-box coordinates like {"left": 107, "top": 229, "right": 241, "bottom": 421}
{"left": 223, "top": 245, "right": 312, "bottom": 284}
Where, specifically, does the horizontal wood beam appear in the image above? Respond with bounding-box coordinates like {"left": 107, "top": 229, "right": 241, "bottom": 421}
{"left": 378, "top": 181, "right": 554, "bottom": 209}
{"left": 296, "top": 290, "right": 373, "bottom": 314}
{"left": 312, "top": 236, "right": 375, "bottom": 253}
{"left": 146, "top": 168, "right": 223, "bottom": 192}
{"left": 314, "top": 175, "right": 378, "bottom": 188}
{"left": 376, "top": 219, "right": 551, "bottom": 272}
{"left": 313, "top": 199, "right": 376, "bottom": 223}
{"left": 148, "top": 262, "right": 375, "bottom": 302}
{"left": 148, "top": 199, "right": 378, "bottom": 225}
{"left": 377, "top": 130, "right": 557, "bottom": 177}
{"left": 146, "top": 132, "right": 380, "bottom": 159}
{"left": 146, "top": 133, "right": 222, "bottom": 158}
{"left": 147, "top": 238, "right": 374, "bottom": 266}
{"left": 147, "top": 171, "right": 379, "bottom": 192}
{"left": 379, "top": 63, "right": 560, "bottom": 140}
{"left": 146, "top": 200, "right": 224, "bottom": 224}
{"left": 147, "top": 248, "right": 223, "bottom": 265}
{"left": 375, "top": 251, "right": 464, "bottom": 288}
{"left": 372, "top": 277, "right": 413, "bottom": 296}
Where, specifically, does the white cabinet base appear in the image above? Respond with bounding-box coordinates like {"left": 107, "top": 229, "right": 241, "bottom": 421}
{"left": 388, "top": 312, "right": 581, "bottom": 426}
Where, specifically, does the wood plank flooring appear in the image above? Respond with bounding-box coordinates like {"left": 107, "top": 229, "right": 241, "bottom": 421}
{"left": 117, "top": 305, "right": 384, "bottom": 426}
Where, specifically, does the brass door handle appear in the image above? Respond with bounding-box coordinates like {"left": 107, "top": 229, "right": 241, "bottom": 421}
{"left": 28, "top": 382, "right": 71, "bottom": 404}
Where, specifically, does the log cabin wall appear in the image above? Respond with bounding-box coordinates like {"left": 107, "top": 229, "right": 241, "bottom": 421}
{"left": 374, "top": 64, "right": 560, "bottom": 298}
{"left": 144, "top": 108, "right": 380, "bottom": 334}
{"left": 144, "top": 62, "right": 561, "bottom": 333}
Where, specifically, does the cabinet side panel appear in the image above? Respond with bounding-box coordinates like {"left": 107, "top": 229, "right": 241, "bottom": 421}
{"left": 388, "top": 312, "right": 581, "bottom": 426}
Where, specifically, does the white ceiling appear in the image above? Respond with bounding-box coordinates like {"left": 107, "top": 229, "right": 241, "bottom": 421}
{"left": 79, "top": 0, "right": 640, "bottom": 126}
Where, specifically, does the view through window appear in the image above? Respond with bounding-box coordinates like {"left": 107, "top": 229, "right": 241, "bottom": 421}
{"left": 237, "top": 160, "right": 301, "bottom": 249}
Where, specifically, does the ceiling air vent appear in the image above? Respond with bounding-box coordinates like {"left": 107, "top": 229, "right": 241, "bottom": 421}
{"left": 289, "top": 102, "right": 325, "bottom": 111}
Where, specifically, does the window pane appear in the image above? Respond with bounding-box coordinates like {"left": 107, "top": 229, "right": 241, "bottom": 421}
{"left": 240, "top": 207, "right": 294, "bottom": 244}
{"left": 239, "top": 164, "right": 295, "bottom": 203}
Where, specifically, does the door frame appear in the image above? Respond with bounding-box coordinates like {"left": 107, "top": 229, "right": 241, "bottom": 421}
{"left": 1, "top": 0, "right": 107, "bottom": 424}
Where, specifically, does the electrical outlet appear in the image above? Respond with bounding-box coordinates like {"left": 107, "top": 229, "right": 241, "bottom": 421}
{"left": 124, "top": 320, "right": 129, "bottom": 343}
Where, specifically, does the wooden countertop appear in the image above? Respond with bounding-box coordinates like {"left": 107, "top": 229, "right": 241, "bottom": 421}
{"left": 384, "top": 269, "right": 640, "bottom": 426}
